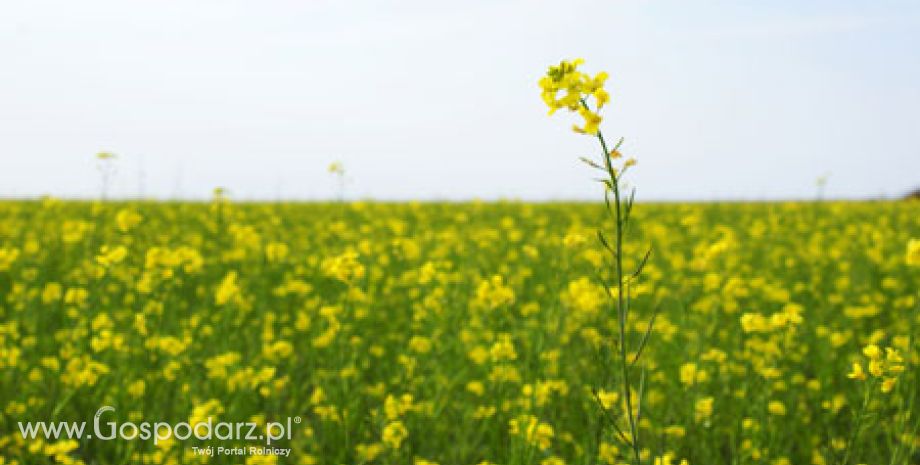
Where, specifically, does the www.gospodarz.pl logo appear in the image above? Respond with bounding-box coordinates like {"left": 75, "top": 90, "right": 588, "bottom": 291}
{"left": 18, "top": 406, "right": 302, "bottom": 447}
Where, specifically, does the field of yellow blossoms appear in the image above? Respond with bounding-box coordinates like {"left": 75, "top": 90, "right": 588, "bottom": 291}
{"left": 0, "top": 197, "right": 918, "bottom": 465}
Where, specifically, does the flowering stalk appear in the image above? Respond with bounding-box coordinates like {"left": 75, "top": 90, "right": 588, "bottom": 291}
{"left": 842, "top": 343, "right": 908, "bottom": 465}
{"left": 328, "top": 161, "right": 346, "bottom": 202}
{"left": 96, "top": 151, "right": 118, "bottom": 201}
{"left": 839, "top": 376, "right": 876, "bottom": 465}
{"left": 540, "top": 59, "right": 654, "bottom": 465}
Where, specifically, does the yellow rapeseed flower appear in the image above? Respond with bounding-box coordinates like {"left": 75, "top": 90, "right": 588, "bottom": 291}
{"left": 694, "top": 397, "right": 714, "bottom": 423}
{"left": 846, "top": 362, "right": 866, "bottom": 381}
{"left": 907, "top": 239, "right": 920, "bottom": 266}
{"left": 382, "top": 421, "right": 408, "bottom": 449}
{"left": 768, "top": 400, "right": 787, "bottom": 416}
{"left": 539, "top": 58, "right": 610, "bottom": 135}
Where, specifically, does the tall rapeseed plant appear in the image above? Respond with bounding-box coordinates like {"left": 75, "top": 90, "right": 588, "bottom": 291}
{"left": 540, "top": 59, "right": 656, "bottom": 465}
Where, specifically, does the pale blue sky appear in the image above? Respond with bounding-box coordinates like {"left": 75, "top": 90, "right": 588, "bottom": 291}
{"left": 1, "top": 0, "right": 918, "bottom": 200}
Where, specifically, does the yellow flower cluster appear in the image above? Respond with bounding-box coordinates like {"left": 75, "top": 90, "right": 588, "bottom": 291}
{"left": 847, "top": 344, "right": 906, "bottom": 393}
{"left": 539, "top": 58, "right": 610, "bottom": 134}
{"left": 509, "top": 414, "right": 555, "bottom": 450}
{"left": 321, "top": 250, "right": 365, "bottom": 283}
{"left": 472, "top": 275, "right": 515, "bottom": 310}
{"left": 0, "top": 247, "right": 20, "bottom": 271}
{"left": 908, "top": 238, "right": 920, "bottom": 266}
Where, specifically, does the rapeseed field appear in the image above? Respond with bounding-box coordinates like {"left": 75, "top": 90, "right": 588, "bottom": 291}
{"left": 0, "top": 198, "right": 918, "bottom": 464}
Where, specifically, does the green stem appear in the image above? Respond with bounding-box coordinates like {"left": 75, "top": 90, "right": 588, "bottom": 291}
{"left": 582, "top": 98, "right": 641, "bottom": 465}
{"left": 840, "top": 379, "right": 875, "bottom": 465}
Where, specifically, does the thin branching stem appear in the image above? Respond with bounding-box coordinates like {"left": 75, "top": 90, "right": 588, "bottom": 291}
{"left": 581, "top": 97, "right": 643, "bottom": 465}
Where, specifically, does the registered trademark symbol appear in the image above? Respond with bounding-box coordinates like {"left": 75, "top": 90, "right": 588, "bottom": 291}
{"left": 294, "top": 417, "right": 302, "bottom": 424}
